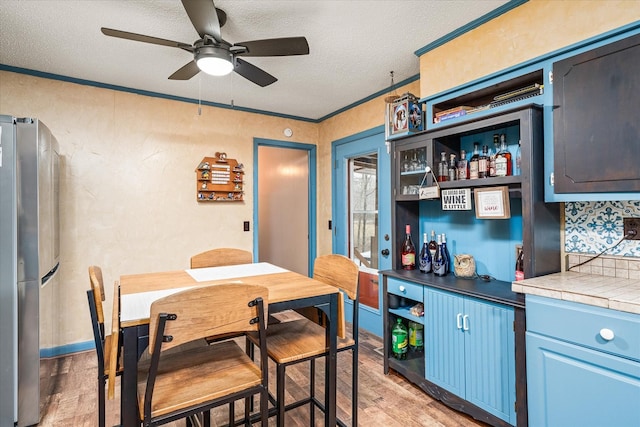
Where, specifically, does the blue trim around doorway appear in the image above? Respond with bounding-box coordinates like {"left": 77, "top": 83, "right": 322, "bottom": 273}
{"left": 253, "top": 138, "right": 317, "bottom": 276}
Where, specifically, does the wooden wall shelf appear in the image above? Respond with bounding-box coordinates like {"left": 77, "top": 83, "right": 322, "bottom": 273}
{"left": 195, "top": 153, "right": 244, "bottom": 202}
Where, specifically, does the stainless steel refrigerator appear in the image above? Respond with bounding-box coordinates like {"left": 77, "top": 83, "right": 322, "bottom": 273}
{"left": 0, "top": 116, "right": 60, "bottom": 427}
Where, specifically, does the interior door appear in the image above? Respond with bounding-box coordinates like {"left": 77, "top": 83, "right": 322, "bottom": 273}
{"left": 333, "top": 127, "right": 390, "bottom": 337}
{"left": 256, "top": 141, "right": 315, "bottom": 276}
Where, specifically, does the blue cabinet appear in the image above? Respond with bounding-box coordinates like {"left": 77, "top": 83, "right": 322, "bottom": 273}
{"left": 526, "top": 295, "right": 640, "bottom": 427}
{"left": 425, "top": 287, "right": 516, "bottom": 425}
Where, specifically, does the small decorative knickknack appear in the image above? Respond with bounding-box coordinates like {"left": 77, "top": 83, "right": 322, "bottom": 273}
{"left": 386, "top": 92, "right": 424, "bottom": 140}
{"left": 195, "top": 152, "right": 244, "bottom": 202}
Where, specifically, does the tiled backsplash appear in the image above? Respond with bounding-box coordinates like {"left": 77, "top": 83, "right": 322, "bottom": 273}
{"left": 565, "top": 201, "right": 640, "bottom": 277}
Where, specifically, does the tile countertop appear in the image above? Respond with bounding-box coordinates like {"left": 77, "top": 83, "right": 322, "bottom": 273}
{"left": 512, "top": 271, "right": 640, "bottom": 315}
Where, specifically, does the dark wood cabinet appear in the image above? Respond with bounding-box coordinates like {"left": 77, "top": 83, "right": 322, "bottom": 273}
{"left": 553, "top": 31, "right": 640, "bottom": 193}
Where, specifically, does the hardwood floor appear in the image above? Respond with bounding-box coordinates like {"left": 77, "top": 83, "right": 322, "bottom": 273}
{"left": 38, "top": 327, "right": 486, "bottom": 426}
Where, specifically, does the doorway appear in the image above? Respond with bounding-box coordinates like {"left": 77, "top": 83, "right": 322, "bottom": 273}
{"left": 255, "top": 139, "right": 316, "bottom": 276}
{"left": 333, "top": 127, "right": 390, "bottom": 336}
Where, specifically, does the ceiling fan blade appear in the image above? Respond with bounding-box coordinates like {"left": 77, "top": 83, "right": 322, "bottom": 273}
{"left": 101, "top": 27, "right": 192, "bottom": 50}
{"left": 181, "top": 0, "right": 222, "bottom": 42}
{"left": 234, "top": 58, "right": 277, "bottom": 87}
{"left": 234, "top": 37, "right": 309, "bottom": 57}
{"left": 168, "top": 61, "right": 200, "bottom": 80}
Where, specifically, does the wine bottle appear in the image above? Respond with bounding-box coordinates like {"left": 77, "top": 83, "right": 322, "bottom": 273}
{"left": 441, "top": 233, "right": 451, "bottom": 274}
{"left": 419, "top": 233, "right": 432, "bottom": 273}
{"left": 433, "top": 234, "right": 446, "bottom": 276}
{"left": 469, "top": 142, "right": 480, "bottom": 180}
{"left": 401, "top": 224, "right": 416, "bottom": 270}
{"left": 428, "top": 230, "right": 437, "bottom": 272}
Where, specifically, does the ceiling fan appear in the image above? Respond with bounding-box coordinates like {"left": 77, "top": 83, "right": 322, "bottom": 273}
{"left": 101, "top": 0, "right": 309, "bottom": 87}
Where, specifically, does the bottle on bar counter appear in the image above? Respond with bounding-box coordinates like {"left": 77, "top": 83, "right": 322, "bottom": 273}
{"left": 457, "top": 149, "right": 469, "bottom": 180}
{"left": 469, "top": 142, "right": 480, "bottom": 179}
{"left": 433, "top": 234, "right": 446, "bottom": 276}
{"left": 495, "top": 133, "right": 512, "bottom": 177}
{"left": 428, "top": 230, "right": 438, "bottom": 271}
{"left": 419, "top": 233, "right": 432, "bottom": 273}
{"left": 401, "top": 224, "right": 416, "bottom": 270}
{"left": 441, "top": 233, "right": 451, "bottom": 274}
{"left": 515, "top": 249, "right": 524, "bottom": 281}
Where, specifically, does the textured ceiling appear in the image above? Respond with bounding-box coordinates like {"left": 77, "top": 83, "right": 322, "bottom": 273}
{"left": 0, "top": 0, "right": 509, "bottom": 120}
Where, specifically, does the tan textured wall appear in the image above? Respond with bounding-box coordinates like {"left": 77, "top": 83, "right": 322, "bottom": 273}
{"left": 0, "top": 71, "right": 318, "bottom": 347}
{"left": 420, "top": 0, "right": 640, "bottom": 97}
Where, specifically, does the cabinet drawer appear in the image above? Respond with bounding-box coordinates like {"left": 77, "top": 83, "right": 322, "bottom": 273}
{"left": 387, "top": 278, "right": 423, "bottom": 302}
{"left": 527, "top": 295, "right": 640, "bottom": 362}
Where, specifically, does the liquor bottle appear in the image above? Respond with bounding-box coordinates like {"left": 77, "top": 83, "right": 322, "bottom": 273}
{"left": 433, "top": 234, "right": 447, "bottom": 276}
{"left": 419, "top": 233, "right": 432, "bottom": 273}
{"left": 448, "top": 153, "right": 457, "bottom": 181}
{"left": 391, "top": 318, "right": 408, "bottom": 360}
{"left": 495, "top": 133, "right": 513, "bottom": 176}
{"left": 489, "top": 134, "right": 500, "bottom": 177}
{"left": 428, "top": 230, "right": 437, "bottom": 270}
{"left": 408, "top": 320, "right": 424, "bottom": 352}
{"left": 515, "top": 249, "right": 524, "bottom": 281}
{"left": 402, "top": 153, "right": 410, "bottom": 172}
{"left": 469, "top": 142, "right": 480, "bottom": 180}
{"left": 441, "top": 233, "right": 451, "bottom": 274}
{"left": 401, "top": 224, "right": 416, "bottom": 270}
{"left": 478, "top": 145, "right": 489, "bottom": 178}
{"left": 514, "top": 139, "right": 522, "bottom": 176}
{"left": 457, "top": 149, "right": 469, "bottom": 180}
{"left": 437, "top": 151, "right": 448, "bottom": 182}
{"left": 410, "top": 151, "right": 419, "bottom": 171}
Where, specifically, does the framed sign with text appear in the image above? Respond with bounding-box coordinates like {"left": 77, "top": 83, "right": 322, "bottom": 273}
{"left": 474, "top": 186, "right": 510, "bottom": 219}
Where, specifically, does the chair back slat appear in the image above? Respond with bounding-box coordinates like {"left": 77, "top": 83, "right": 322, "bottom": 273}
{"left": 190, "top": 248, "right": 252, "bottom": 269}
{"left": 89, "top": 266, "right": 106, "bottom": 327}
{"left": 313, "top": 254, "right": 359, "bottom": 300}
{"left": 148, "top": 284, "right": 268, "bottom": 353}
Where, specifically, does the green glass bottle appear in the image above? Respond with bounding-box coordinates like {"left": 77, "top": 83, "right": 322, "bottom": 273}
{"left": 391, "top": 318, "right": 408, "bottom": 360}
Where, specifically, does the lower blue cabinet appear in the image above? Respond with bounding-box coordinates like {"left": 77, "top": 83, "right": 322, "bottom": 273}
{"left": 526, "top": 295, "right": 640, "bottom": 427}
{"left": 425, "top": 287, "right": 516, "bottom": 425}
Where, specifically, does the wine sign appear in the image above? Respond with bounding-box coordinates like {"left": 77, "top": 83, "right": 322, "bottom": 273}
{"left": 441, "top": 189, "right": 472, "bottom": 210}
{"left": 474, "top": 186, "right": 511, "bottom": 219}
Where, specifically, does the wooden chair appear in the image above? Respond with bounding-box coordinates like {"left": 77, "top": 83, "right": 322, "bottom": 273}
{"left": 86, "top": 265, "right": 122, "bottom": 427}
{"left": 190, "top": 248, "right": 252, "bottom": 269}
{"left": 137, "top": 283, "right": 270, "bottom": 427}
{"left": 249, "top": 254, "right": 360, "bottom": 427}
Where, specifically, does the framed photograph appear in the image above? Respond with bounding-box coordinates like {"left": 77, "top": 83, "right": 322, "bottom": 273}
{"left": 474, "top": 186, "right": 511, "bottom": 219}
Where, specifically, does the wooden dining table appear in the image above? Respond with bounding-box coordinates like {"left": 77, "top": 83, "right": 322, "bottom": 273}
{"left": 116, "top": 262, "right": 340, "bottom": 427}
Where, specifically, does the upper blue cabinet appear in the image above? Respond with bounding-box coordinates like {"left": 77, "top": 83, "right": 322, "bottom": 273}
{"left": 422, "top": 23, "right": 640, "bottom": 202}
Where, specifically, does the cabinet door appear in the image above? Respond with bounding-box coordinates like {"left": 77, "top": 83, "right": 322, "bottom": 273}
{"left": 464, "top": 298, "right": 516, "bottom": 424}
{"left": 424, "top": 288, "right": 465, "bottom": 397}
{"left": 553, "top": 32, "right": 640, "bottom": 193}
{"left": 527, "top": 332, "right": 640, "bottom": 427}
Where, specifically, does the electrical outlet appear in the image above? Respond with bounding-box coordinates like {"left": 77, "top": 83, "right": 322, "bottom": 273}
{"left": 243, "top": 221, "right": 250, "bottom": 232}
{"left": 623, "top": 217, "right": 640, "bottom": 240}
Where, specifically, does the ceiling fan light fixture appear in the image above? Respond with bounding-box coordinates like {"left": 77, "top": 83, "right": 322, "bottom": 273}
{"left": 196, "top": 46, "right": 234, "bottom": 76}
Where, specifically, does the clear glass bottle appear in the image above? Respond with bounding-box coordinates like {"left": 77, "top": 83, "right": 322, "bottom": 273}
{"left": 457, "top": 149, "right": 469, "bottom": 180}
{"left": 469, "top": 142, "right": 480, "bottom": 180}
{"left": 489, "top": 134, "right": 500, "bottom": 177}
{"left": 401, "top": 224, "right": 416, "bottom": 270}
{"left": 495, "top": 133, "right": 513, "bottom": 176}
{"left": 478, "top": 145, "right": 489, "bottom": 178}
{"left": 410, "top": 151, "right": 419, "bottom": 171}
{"left": 448, "top": 153, "right": 457, "bottom": 181}
{"left": 408, "top": 320, "right": 424, "bottom": 352}
{"left": 419, "top": 232, "right": 432, "bottom": 273}
{"left": 402, "top": 153, "right": 410, "bottom": 172}
{"left": 437, "top": 151, "right": 448, "bottom": 182}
